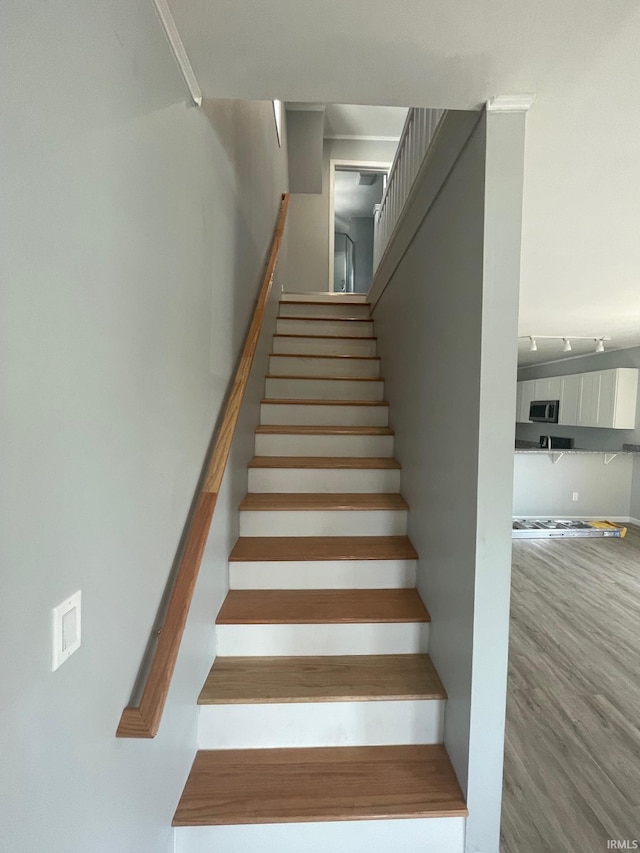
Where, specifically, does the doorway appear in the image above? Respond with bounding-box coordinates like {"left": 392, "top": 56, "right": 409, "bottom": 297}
{"left": 329, "top": 161, "right": 390, "bottom": 293}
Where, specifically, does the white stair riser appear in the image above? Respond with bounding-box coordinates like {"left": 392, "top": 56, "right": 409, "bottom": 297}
{"left": 175, "top": 817, "right": 466, "bottom": 853}
{"left": 276, "top": 318, "right": 374, "bottom": 337}
{"left": 216, "top": 622, "right": 429, "bottom": 656}
{"left": 279, "top": 302, "right": 371, "bottom": 319}
{"left": 198, "top": 699, "right": 445, "bottom": 749}
{"left": 247, "top": 467, "right": 401, "bottom": 494}
{"left": 281, "top": 292, "right": 369, "bottom": 303}
{"left": 273, "top": 336, "right": 377, "bottom": 356}
{"left": 254, "top": 433, "right": 394, "bottom": 458}
{"left": 230, "top": 558, "right": 416, "bottom": 589}
{"left": 269, "top": 355, "right": 380, "bottom": 378}
{"left": 265, "top": 377, "right": 384, "bottom": 401}
{"left": 260, "top": 402, "right": 389, "bottom": 427}
{"left": 239, "top": 508, "right": 408, "bottom": 537}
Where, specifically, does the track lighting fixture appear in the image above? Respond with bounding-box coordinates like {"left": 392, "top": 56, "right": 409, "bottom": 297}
{"left": 520, "top": 335, "right": 610, "bottom": 355}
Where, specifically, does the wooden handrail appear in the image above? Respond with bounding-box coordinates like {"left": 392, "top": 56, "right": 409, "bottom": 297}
{"left": 117, "top": 193, "right": 290, "bottom": 738}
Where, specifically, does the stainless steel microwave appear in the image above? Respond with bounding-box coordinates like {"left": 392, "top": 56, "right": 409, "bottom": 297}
{"left": 529, "top": 400, "right": 559, "bottom": 423}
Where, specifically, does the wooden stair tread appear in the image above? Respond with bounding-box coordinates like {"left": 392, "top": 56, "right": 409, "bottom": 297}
{"left": 278, "top": 316, "right": 372, "bottom": 322}
{"left": 261, "top": 398, "right": 389, "bottom": 406}
{"left": 255, "top": 425, "right": 392, "bottom": 435}
{"left": 238, "top": 493, "right": 408, "bottom": 511}
{"left": 229, "top": 535, "right": 418, "bottom": 562}
{"left": 198, "top": 654, "right": 446, "bottom": 704}
{"left": 172, "top": 744, "right": 467, "bottom": 825}
{"left": 248, "top": 456, "right": 401, "bottom": 470}
{"left": 279, "top": 300, "right": 371, "bottom": 308}
{"left": 274, "top": 334, "right": 377, "bottom": 341}
{"left": 270, "top": 353, "right": 380, "bottom": 360}
{"left": 266, "top": 374, "right": 383, "bottom": 382}
{"left": 216, "top": 589, "right": 430, "bottom": 624}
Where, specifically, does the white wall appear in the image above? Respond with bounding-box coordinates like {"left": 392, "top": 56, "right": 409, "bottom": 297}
{"left": 372, "top": 109, "right": 526, "bottom": 853}
{"left": 281, "top": 138, "right": 397, "bottom": 292}
{"left": 0, "top": 3, "right": 287, "bottom": 851}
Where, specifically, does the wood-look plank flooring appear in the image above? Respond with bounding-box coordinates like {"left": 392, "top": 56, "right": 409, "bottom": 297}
{"left": 198, "top": 654, "right": 446, "bottom": 704}
{"left": 248, "top": 456, "right": 401, "bottom": 469}
{"left": 238, "top": 493, "right": 408, "bottom": 511}
{"left": 229, "top": 535, "right": 418, "bottom": 562}
{"left": 501, "top": 524, "right": 640, "bottom": 853}
{"left": 255, "top": 425, "right": 393, "bottom": 435}
{"left": 172, "top": 744, "right": 467, "bottom": 826}
{"left": 215, "top": 589, "right": 430, "bottom": 624}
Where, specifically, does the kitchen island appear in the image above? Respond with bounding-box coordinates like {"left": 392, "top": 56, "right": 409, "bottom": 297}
{"left": 512, "top": 446, "right": 638, "bottom": 521}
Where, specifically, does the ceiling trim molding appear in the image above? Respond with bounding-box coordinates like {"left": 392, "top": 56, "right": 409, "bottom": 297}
{"left": 325, "top": 134, "right": 401, "bottom": 142}
{"left": 153, "top": 0, "right": 202, "bottom": 106}
{"left": 486, "top": 94, "right": 536, "bottom": 113}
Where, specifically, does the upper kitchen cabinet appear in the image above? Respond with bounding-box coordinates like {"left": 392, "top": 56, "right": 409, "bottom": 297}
{"left": 577, "top": 369, "right": 637, "bottom": 428}
{"left": 558, "top": 374, "right": 580, "bottom": 425}
{"left": 517, "top": 368, "right": 638, "bottom": 429}
{"left": 517, "top": 379, "right": 536, "bottom": 422}
{"left": 534, "top": 377, "right": 561, "bottom": 401}
{"left": 597, "top": 368, "right": 637, "bottom": 429}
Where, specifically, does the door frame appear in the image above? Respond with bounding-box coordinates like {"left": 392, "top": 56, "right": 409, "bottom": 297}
{"left": 328, "top": 159, "right": 391, "bottom": 292}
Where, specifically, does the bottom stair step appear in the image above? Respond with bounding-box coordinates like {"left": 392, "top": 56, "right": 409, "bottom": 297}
{"left": 173, "top": 744, "right": 468, "bottom": 826}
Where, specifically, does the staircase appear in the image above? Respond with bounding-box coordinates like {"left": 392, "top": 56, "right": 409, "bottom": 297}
{"left": 173, "top": 293, "right": 467, "bottom": 852}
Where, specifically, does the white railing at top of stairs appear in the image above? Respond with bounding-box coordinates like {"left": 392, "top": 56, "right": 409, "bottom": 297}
{"left": 373, "top": 108, "right": 445, "bottom": 272}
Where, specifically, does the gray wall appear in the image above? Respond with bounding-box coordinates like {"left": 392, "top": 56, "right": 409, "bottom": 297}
{"left": 286, "top": 109, "right": 324, "bottom": 193}
{"left": 0, "top": 3, "right": 287, "bottom": 851}
{"left": 351, "top": 216, "right": 375, "bottom": 293}
{"left": 513, "top": 454, "right": 634, "bottom": 518}
{"left": 281, "top": 138, "right": 397, "bottom": 292}
{"left": 516, "top": 346, "right": 640, "bottom": 522}
{"left": 372, "top": 109, "right": 525, "bottom": 853}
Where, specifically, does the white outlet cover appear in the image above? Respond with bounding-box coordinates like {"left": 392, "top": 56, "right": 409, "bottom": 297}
{"left": 52, "top": 590, "right": 81, "bottom": 671}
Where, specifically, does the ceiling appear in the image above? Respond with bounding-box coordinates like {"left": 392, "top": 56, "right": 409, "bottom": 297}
{"left": 168, "top": 0, "right": 640, "bottom": 366}
{"left": 334, "top": 170, "right": 385, "bottom": 231}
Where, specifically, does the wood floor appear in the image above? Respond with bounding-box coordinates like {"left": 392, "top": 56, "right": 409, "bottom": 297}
{"left": 501, "top": 524, "right": 640, "bottom": 853}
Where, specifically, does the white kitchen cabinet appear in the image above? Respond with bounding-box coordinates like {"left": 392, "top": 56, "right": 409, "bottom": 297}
{"left": 517, "top": 380, "right": 536, "bottom": 422}
{"left": 577, "top": 372, "right": 600, "bottom": 426}
{"left": 534, "top": 377, "right": 561, "bottom": 401}
{"left": 577, "top": 368, "right": 638, "bottom": 429}
{"left": 518, "top": 368, "right": 638, "bottom": 429}
{"left": 598, "top": 368, "right": 638, "bottom": 428}
{"left": 558, "top": 374, "right": 580, "bottom": 426}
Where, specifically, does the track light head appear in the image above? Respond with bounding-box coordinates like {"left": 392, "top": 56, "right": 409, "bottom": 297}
{"left": 595, "top": 338, "right": 605, "bottom": 353}
{"left": 529, "top": 337, "right": 537, "bottom": 352}
{"left": 563, "top": 338, "right": 572, "bottom": 352}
